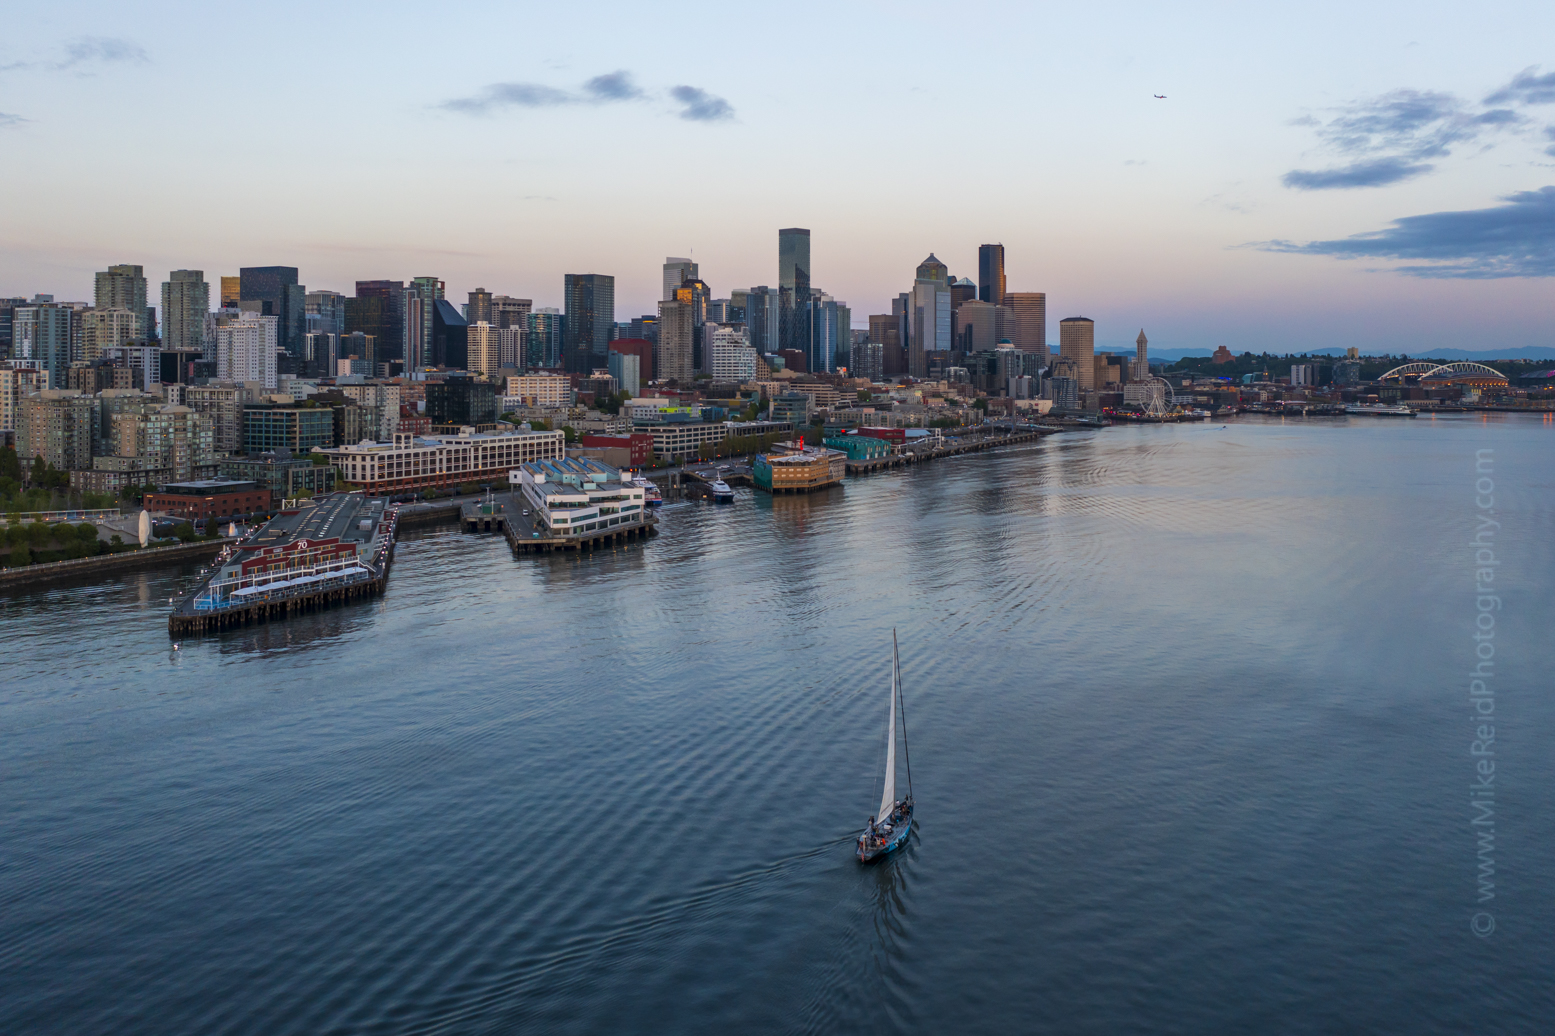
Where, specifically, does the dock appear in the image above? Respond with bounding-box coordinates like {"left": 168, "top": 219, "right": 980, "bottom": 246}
{"left": 461, "top": 491, "right": 657, "bottom": 552}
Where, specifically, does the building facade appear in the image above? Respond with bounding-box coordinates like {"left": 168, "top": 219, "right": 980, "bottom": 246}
{"left": 1002, "top": 292, "right": 1048, "bottom": 359}
{"left": 323, "top": 428, "right": 565, "bottom": 496}
{"left": 563, "top": 274, "right": 615, "bottom": 375}
{"left": 1059, "top": 317, "right": 1096, "bottom": 391}
{"left": 216, "top": 313, "right": 279, "bottom": 389}
{"left": 162, "top": 270, "right": 210, "bottom": 356}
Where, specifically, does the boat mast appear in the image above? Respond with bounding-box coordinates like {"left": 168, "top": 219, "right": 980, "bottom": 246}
{"left": 894, "top": 629, "right": 912, "bottom": 801}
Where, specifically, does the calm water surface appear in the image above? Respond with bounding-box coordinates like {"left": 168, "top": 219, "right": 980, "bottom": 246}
{"left": 4, "top": 415, "right": 1553, "bottom": 1034}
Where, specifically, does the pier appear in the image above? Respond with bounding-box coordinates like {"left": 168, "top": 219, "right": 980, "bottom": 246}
{"left": 462, "top": 491, "right": 657, "bottom": 553}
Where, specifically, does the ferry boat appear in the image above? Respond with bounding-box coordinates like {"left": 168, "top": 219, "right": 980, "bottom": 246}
{"left": 1346, "top": 404, "right": 1417, "bottom": 417}
{"left": 706, "top": 478, "right": 734, "bottom": 503}
{"left": 858, "top": 631, "right": 914, "bottom": 864}
{"left": 627, "top": 474, "right": 663, "bottom": 506}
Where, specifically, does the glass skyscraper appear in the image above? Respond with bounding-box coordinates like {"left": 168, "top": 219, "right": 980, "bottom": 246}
{"left": 778, "top": 228, "right": 810, "bottom": 355}
{"left": 563, "top": 274, "right": 615, "bottom": 374}
{"left": 239, "top": 267, "right": 306, "bottom": 361}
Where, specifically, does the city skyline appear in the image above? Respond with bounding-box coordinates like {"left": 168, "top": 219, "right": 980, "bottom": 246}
{"left": 2, "top": 3, "right": 1554, "bottom": 353}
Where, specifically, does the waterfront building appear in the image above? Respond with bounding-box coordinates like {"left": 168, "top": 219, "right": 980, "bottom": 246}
{"left": 94, "top": 264, "right": 150, "bottom": 339}
{"left": 753, "top": 442, "right": 845, "bottom": 493}
{"left": 240, "top": 267, "right": 306, "bottom": 361}
{"left": 105, "top": 403, "right": 215, "bottom": 482}
{"left": 633, "top": 418, "right": 794, "bottom": 461}
{"left": 563, "top": 274, "right": 614, "bottom": 374}
{"left": 218, "top": 452, "right": 339, "bottom": 505}
{"left": 978, "top": 244, "right": 1006, "bottom": 304}
{"left": 162, "top": 271, "right": 210, "bottom": 356}
{"left": 1291, "top": 363, "right": 1317, "bottom": 387}
{"left": 512, "top": 457, "right": 647, "bottom": 536}
{"left": 1060, "top": 317, "right": 1096, "bottom": 390}
{"left": 578, "top": 432, "right": 653, "bottom": 467}
{"left": 216, "top": 312, "right": 279, "bottom": 389}
{"left": 1001, "top": 292, "right": 1047, "bottom": 359}
{"left": 145, "top": 479, "right": 272, "bottom": 520}
{"left": 505, "top": 372, "right": 571, "bottom": 407}
{"left": 426, "top": 373, "right": 496, "bottom": 429}
{"left": 242, "top": 404, "right": 336, "bottom": 453}
{"left": 822, "top": 434, "right": 891, "bottom": 461}
{"left": 323, "top": 428, "right": 565, "bottom": 496}
{"left": 16, "top": 390, "right": 97, "bottom": 471}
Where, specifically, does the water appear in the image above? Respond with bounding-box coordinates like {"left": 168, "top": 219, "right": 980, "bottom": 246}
{"left": 4, "top": 415, "right": 1552, "bottom": 1034}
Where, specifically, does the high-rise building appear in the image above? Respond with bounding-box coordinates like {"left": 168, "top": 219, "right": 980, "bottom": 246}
{"left": 950, "top": 277, "right": 977, "bottom": 315}
{"left": 80, "top": 309, "right": 138, "bottom": 363}
{"left": 184, "top": 384, "right": 245, "bottom": 454}
{"left": 778, "top": 228, "right": 811, "bottom": 354}
{"left": 849, "top": 341, "right": 884, "bottom": 382}
{"left": 351, "top": 280, "right": 405, "bottom": 363}
{"left": 431, "top": 300, "right": 468, "bottom": 369}
{"left": 0, "top": 366, "right": 50, "bottom": 432}
{"left": 426, "top": 373, "right": 496, "bottom": 428}
{"left": 216, "top": 312, "right": 279, "bottom": 389}
{"left": 741, "top": 286, "right": 779, "bottom": 354}
{"left": 162, "top": 270, "right": 210, "bottom": 357}
{"left": 807, "top": 294, "right": 850, "bottom": 374}
{"left": 663, "top": 258, "right": 697, "bottom": 301}
{"left": 467, "top": 288, "right": 494, "bottom": 325}
{"left": 95, "top": 264, "right": 149, "bottom": 339}
{"left": 955, "top": 301, "right": 1015, "bottom": 353}
{"left": 492, "top": 295, "right": 532, "bottom": 330}
{"left": 16, "top": 390, "right": 96, "bottom": 471}
{"left": 707, "top": 325, "right": 757, "bottom": 381}
{"left": 608, "top": 348, "right": 641, "bottom": 396}
{"left": 1059, "top": 317, "right": 1096, "bottom": 391}
{"left": 466, "top": 322, "right": 500, "bottom": 374}
{"left": 497, "top": 326, "right": 527, "bottom": 369}
{"left": 13, "top": 303, "right": 75, "bottom": 383}
{"left": 528, "top": 309, "right": 563, "bottom": 368}
{"left": 239, "top": 267, "right": 306, "bottom": 361}
{"left": 406, "top": 277, "right": 444, "bottom": 366}
{"left": 657, "top": 299, "right": 694, "bottom": 382}
{"left": 978, "top": 244, "right": 1006, "bottom": 304}
{"left": 219, "top": 276, "right": 241, "bottom": 308}
{"left": 305, "top": 290, "right": 347, "bottom": 336}
{"left": 609, "top": 338, "right": 653, "bottom": 385}
{"left": 1132, "top": 329, "right": 1149, "bottom": 381}
{"left": 627, "top": 314, "right": 658, "bottom": 346}
{"left": 1001, "top": 292, "right": 1048, "bottom": 360}
{"left": 563, "top": 274, "right": 615, "bottom": 374}
{"left": 908, "top": 254, "right": 952, "bottom": 378}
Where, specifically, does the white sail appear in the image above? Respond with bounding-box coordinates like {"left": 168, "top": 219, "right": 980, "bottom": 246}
{"left": 877, "top": 649, "right": 897, "bottom": 823}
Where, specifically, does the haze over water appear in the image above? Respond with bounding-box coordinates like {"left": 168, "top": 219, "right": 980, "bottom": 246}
{"left": 4, "top": 415, "right": 1552, "bottom": 1034}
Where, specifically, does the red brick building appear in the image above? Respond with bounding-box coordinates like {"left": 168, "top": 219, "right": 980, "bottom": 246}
{"left": 581, "top": 432, "right": 653, "bottom": 465}
{"left": 146, "top": 480, "right": 272, "bottom": 520}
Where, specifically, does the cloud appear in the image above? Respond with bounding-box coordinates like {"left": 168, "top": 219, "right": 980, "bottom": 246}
{"left": 671, "top": 85, "right": 733, "bottom": 122}
{"left": 1284, "top": 87, "right": 1521, "bottom": 190}
{"left": 1283, "top": 156, "right": 1435, "bottom": 190}
{"left": 583, "top": 70, "right": 643, "bottom": 101}
{"left": 55, "top": 36, "right": 148, "bottom": 70}
{"left": 1260, "top": 186, "right": 1555, "bottom": 278}
{"left": 1485, "top": 67, "right": 1555, "bottom": 106}
{"left": 0, "top": 111, "right": 26, "bottom": 127}
{"left": 1546, "top": 126, "right": 1555, "bottom": 157}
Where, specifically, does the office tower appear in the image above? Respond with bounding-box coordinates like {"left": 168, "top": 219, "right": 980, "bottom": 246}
{"left": 303, "top": 332, "right": 340, "bottom": 373}
{"left": 978, "top": 244, "right": 1006, "bottom": 304}
{"left": 216, "top": 312, "right": 279, "bottom": 389}
{"left": 908, "top": 254, "right": 951, "bottom": 378}
{"left": 0, "top": 296, "right": 28, "bottom": 359}
{"left": 738, "top": 286, "right": 778, "bottom": 354}
{"left": 950, "top": 277, "right": 977, "bottom": 314}
{"left": 432, "top": 300, "right": 468, "bottom": 369}
{"left": 807, "top": 294, "right": 849, "bottom": 374}
{"left": 707, "top": 325, "right": 757, "bottom": 381}
{"left": 220, "top": 276, "right": 241, "bottom": 308}
{"left": 671, "top": 277, "right": 710, "bottom": 371}
{"left": 1132, "top": 330, "right": 1149, "bottom": 381}
{"left": 849, "top": 341, "right": 884, "bottom": 382}
{"left": 657, "top": 299, "right": 694, "bottom": 382}
{"left": 1001, "top": 292, "right": 1048, "bottom": 360}
{"left": 955, "top": 301, "right": 1014, "bottom": 353}
{"left": 727, "top": 290, "right": 748, "bottom": 324}
{"left": 467, "top": 288, "right": 494, "bottom": 325}
{"left": 528, "top": 309, "right": 563, "bottom": 368}
{"left": 161, "top": 270, "right": 210, "bottom": 356}
{"left": 496, "top": 326, "right": 526, "bottom": 369}
{"left": 563, "top": 273, "right": 615, "bottom": 374}
{"left": 239, "top": 266, "right": 306, "bottom": 361}
{"left": 305, "top": 290, "right": 347, "bottom": 335}
{"left": 707, "top": 299, "right": 730, "bottom": 324}
{"left": 13, "top": 303, "right": 75, "bottom": 383}
{"left": 491, "top": 295, "right": 533, "bottom": 330}
{"left": 345, "top": 281, "right": 403, "bottom": 364}
{"left": 628, "top": 314, "right": 658, "bottom": 347}
{"left": 1059, "top": 317, "right": 1096, "bottom": 391}
{"left": 778, "top": 228, "right": 810, "bottom": 354}
{"left": 95, "top": 264, "right": 149, "bottom": 338}
{"left": 404, "top": 277, "right": 444, "bottom": 365}
{"left": 663, "top": 258, "right": 697, "bottom": 301}
{"left": 426, "top": 373, "right": 496, "bottom": 428}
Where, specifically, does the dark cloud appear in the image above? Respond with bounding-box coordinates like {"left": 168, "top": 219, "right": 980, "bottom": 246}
{"left": 1485, "top": 67, "right": 1555, "bottom": 106}
{"left": 56, "top": 36, "right": 148, "bottom": 69}
{"left": 671, "top": 85, "right": 733, "bottom": 122}
{"left": 583, "top": 70, "right": 643, "bottom": 101}
{"left": 1284, "top": 87, "right": 1525, "bottom": 190}
{"left": 1261, "top": 186, "right": 1555, "bottom": 278}
{"left": 1283, "top": 156, "right": 1434, "bottom": 190}
{"left": 1545, "top": 126, "right": 1555, "bottom": 157}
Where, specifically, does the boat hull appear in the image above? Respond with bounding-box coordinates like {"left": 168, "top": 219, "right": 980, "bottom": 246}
{"left": 856, "top": 813, "right": 913, "bottom": 863}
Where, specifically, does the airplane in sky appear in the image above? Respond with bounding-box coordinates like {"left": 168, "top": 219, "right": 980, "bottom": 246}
{"left": 1153, "top": 94, "right": 1167, "bottom": 99}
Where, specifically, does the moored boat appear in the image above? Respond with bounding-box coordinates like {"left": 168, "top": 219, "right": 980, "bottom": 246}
{"left": 858, "top": 630, "right": 914, "bottom": 863}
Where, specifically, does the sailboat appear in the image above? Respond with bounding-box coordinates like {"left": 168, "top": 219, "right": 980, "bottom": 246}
{"left": 857, "top": 630, "right": 914, "bottom": 863}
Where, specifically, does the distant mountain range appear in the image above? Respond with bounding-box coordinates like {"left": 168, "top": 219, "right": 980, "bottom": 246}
{"left": 1132, "top": 346, "right": 1555, "bottom": 363}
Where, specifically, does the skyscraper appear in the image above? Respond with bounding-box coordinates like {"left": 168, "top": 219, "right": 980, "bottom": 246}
{"left": 162, "top": 270, "right": 210, "bottom": 356}
{"left": 432, "top": 300, "right": 468, "bottom": 370}
{"left": 406, "top": 277, "right": 444, "bottom": 366}
{"left": 657, "top": 299, "right": 694, "bottom": 382}
{"left": 220, "top": 276, "right": 241, "bottom": 309}
{"left": 807, "top": 294, "right": 850, "bottom": 374}
{"left": 1059, "top": 317, "right": 1096, "bottom": 391}
{"left": 778, "top": 228, "right": 810, "bottom": 354}
{"left": 352, "top": 280, "right": 406, "bottom": 364}
{"left": 563, "top": 274, "right": 615, "bottom": 374}
{"left": 467, "top": 288, "right": 493, "bottom": 324}
{"left": 239, "top": 267, "right": 306, "bottom": 361}
{"left": 14, "top": 303, "right": 75, "bottom": 383}
{"left": 663, "top": 258, "right": 697, "bottom": 301}
{"left": 528, "top": 309, "right": 563, "bottom": 368}
{"left": 978, "top": 244, "right": 1006, "bottom": 304}
{"left": 95, "top": 264, "right": 149, "bottom": 338}
{"left": 491, "top": 295, "right": 533, "bottom": 330}
{"left": 305, "top": 290, "right": 347, "bottom": 335}
{"left": 908, "top": 254, "right": 952, "bottom": 378}
{"left": 1001, "top": 292, "right": 1047, "bottom": 360}
{"left": 742, "top": 286, "right": 779, "bottom": 354}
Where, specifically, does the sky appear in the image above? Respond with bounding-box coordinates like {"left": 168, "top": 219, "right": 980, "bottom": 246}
{"left": 2, "top": 0, "right": 1554, "bottom": 354}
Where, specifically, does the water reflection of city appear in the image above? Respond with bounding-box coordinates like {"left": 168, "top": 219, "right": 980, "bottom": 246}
{"left": 753, "top": 485, "right": 847, "bottom": 542}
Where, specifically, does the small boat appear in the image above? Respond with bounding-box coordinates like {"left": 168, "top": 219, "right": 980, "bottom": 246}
{"left": 706, "top": 478, "right": 734, "bottom": 503}
{"left": 628, "top": 475, "right": 664, "bottom": 506}
{"left": 1346, "top": 404, "right": 1417, "bottom": 417}
{"left": 858, "top": 631, "right": 914, "bottom": 863}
